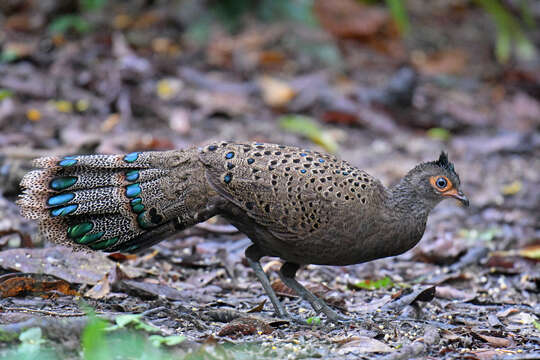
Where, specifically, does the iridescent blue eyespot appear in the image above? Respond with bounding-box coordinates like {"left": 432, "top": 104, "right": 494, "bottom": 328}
{"left": 76, "top": 231, "right": 105, "bottom": 244}
{"left": 224, "top": 173, "right": 232, "bottom": 184}
{"left": 50, "top": 204, "right": 78, "bottom": 217}
{"left": 123, "top": 244, "right": 141, "bottom": 252}
{"left": 300, "top": 169, "right": 307, "bottom": 174}
{"left": 125, "top": 183, "right": 141, "bottom": 197}
{"left": 90, "top": 236, "right": 119, "bottom": 250}
{"left": 125, "top": 170, "right": 139, "bottom": 182}
{"left": 68, "top": 222, "right": 93, "bottom": 239}
{"left": 225, "top": 152, "right": 234, "bottom": 159}
{"left": 58, "top": 157, "right": 77, "bottom": 167}
{"left": 300, "top": 153, "right": 307, "bottom": 157}
{"left": 137, "top": 212, "right": 153, "bottom": 229}
{"left": 319, "top": 159, "right": 325, "bottom": 163}
{"left": 132, "top": 203, "right": 145, "bottom": 213}
{"left": 208, "top": 145, "right": 217, "bottom": 151}
{"left": 131, "top": 197, "right": 142, "bottom": 205}
{"left": 342, "top": 172, "right": 349, "bottom": 175}
{"left": 247, "top": 158, "right": 255, "bottom": 164}
{"left": 47, "top": 193, "right": 74, "bottom": 206}
{"left": 123, "top": 152, "right": 140, "bottom": 163}
{"left": 50, "top": 176, "right": 77, "bottom": 190}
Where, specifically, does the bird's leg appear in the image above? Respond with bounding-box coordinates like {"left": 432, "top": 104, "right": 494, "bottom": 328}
{"left": 279, "top": 262, "right": 348, "bottom": 322}
{"left": 244, "top": 244, "right": 290, "bottom": 319}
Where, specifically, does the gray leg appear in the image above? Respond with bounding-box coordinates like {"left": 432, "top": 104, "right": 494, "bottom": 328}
{"left": 279, "top": 262, "right": 348, "bottom": 322}
{"left": 245, "top": 245, "right": 289, "bottom": 318}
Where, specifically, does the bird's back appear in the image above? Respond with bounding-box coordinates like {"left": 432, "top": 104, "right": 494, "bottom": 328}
{"left": 200, "top": 142, "right": 387, "bottom": 265}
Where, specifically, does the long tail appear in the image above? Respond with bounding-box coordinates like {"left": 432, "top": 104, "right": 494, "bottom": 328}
{"left": 17, "top": 150, "right": 214, "bottom": 253}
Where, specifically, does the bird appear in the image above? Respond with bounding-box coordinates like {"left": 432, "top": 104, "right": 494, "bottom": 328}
{"left": 17, "top": 141, "right": 468, "bottom": 322}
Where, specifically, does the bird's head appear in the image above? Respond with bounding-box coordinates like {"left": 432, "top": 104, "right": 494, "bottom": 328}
{"left": 402, "top": 152, "right": 469, "bottom": 209}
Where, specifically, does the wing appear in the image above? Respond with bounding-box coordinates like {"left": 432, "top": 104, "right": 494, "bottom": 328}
{"left": 198, "top": 141, "right": 376, "bottom": 242}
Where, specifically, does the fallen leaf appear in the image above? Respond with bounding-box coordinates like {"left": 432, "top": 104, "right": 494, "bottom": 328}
{"left": 314, "top": 0, "right": 390, "bottom": 39}
{"left": 337, "top": 336, "right": 392, "bottom": 354}
{"left": 218, "top": 317, "right": 273, "bottom": 338}
{"left": 169, "top": 108, "right": 191, "bottom": 135}
{"left": 121, "top": 280, "right": 185, "bottom": 301}
{"left": 348, "top": 276, "right": 394, "bottom": 291}
{"left": 53, "top": 100, "right": 73, "bottom": 113}
{"left": 518, "top": 244, "right": 540, "bottom": 260}
{"left": 0, "top": 247, "right": 143, "bottom": 285}
{"left": 156, "top": 78, "right": 183, "bottom": 100}
{"left": 468, "top": 348, "right": 504, "bottom": 360}
{"left": 26, "top": 108, "right": 41, "bottom": 122}
{"left": 411, "top": 48, "right": 467, "bottom": 75}
{"left": 246, "top": 299, "right": 266, "bottom": 313}
{"left": 507, "top": 312, "right": 537, "bottom": 325}
{"left": 435, "top": 286, "right": 476, "bottom": 302}
{"left": 279, "top": 115, "right": 338, "bottom": 153}
{"left": 427, "top": 127, "right": 451, "bottom": 141}
{"left": 0, "top": 274, "right": 77, "bottom": 298}
{"left": 101, "top": 114, "right": 121, "bottom": 132}
{"left": 84, "top": 273, "right": 111, "bottom": 299}
{"left": 258, "top": 76, "right": 296, "bottom": 107}
{"left": 501, "top": 181, "right": 522, "bottom": 196}
{"left": 474, "top": 332, "right": 514, "bottom": 347}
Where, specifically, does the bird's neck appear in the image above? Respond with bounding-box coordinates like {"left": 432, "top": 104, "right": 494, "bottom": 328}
{"left": 387, "top": 178, "right": 433, "bottom": 223}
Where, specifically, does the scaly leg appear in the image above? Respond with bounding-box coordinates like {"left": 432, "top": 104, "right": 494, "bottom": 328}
{"left": 245, "top": 245, "right": 289, "bottom": 319}
{"left": 278, "top": 262, "right": 349, "bottom": 322}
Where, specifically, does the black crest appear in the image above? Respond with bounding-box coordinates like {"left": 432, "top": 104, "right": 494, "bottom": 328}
{"left": 434, "top": 151, "right": 456, "bottom": 174}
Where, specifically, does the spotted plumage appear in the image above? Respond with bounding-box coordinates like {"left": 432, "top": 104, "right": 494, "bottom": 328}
{"left": 18, "top": 142, "right": 468, "bottom": 322}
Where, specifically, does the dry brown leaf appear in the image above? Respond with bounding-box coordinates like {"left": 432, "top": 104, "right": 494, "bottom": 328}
{"left": 258, "top": 76, "right": 296, "bottom": 107}
{"left": 411, "top": 49, "right": 468, "bottom": 75}
{"left": 314, "top": 0, "right": 389, "bottom": 39}
{"left": 0, "top": 275, "right": 77, "bottom": 298}
{"left": 337, "top": 336, "right": 392, "bottom": 354}
{"left": 435, "top": 286, "right": 476, "bottom": 301}
{"left": 218, "top": 317, "right": 273, "bottom": 338}
{"left": 84, "top": 273, "right": 111, "bottom": 299}
{"left": 475, "top": 333, "right": 514, "bottom": 348}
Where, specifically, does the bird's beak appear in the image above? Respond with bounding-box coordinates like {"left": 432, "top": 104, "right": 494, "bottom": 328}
{"left": 443, "top": 189, "right": 469, "bottom": 207}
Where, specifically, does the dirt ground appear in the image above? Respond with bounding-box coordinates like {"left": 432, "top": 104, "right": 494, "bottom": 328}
{"left": 0, "top": 0, "right": 539, "bottom": 359}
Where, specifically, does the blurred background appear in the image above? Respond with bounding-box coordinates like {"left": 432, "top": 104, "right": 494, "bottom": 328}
{"left": 0, "top": 0, "right": 539, "bottom": 358}
{"left": 1, "top": 0, "right": 538, "bottom": 245}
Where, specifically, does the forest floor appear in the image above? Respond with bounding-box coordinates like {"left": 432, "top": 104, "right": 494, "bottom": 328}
{"left": 0, "top": 0, "right": 539, "bottom": 359}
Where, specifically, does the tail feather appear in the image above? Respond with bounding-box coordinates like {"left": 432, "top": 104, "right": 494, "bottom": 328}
{"left": 20, "top": 168, "right": 168, "bottom": 194}
{"left": 32, "top": 152, "right": 156, "bottom": 169}
{"left": 18, "top": 151, "right": 178, "bottom": 252}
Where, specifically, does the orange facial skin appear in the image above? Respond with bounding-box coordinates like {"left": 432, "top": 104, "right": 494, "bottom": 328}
{"left": 429, "top": 175, "right": 452, "bottom": 192}
{"left": 430, "top": 175, "right": 469, "bottom": 206}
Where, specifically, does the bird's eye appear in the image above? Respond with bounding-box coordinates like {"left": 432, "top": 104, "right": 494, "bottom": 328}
{"left": 436, "top": 177, "right": 447, "bottom": 189}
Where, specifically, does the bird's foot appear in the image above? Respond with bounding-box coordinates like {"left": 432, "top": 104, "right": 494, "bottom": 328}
{"left": 312, "top": 299, "right": 353, "bottom": 324}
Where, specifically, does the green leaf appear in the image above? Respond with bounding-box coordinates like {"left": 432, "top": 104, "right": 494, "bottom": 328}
{"left": 0, "top": 50, "right": 18, "bottom": 63}
{"left": 49, "top": 15, "right": 91, "bottom": 34}
{"left": 0, "top": 89, "right": 13, "bottom": 100}
{"left": 474, "top": 0, "right": 537, "bottom": 63}
{"left": 351, "top": 276, "right": 394, "bottom": 290}
{"left": 426, "top": 127, "right": 451, "bottom": 141}
{"left": 306, "top": 317, "right": 321, "bottom": 325}
{"left": 106, "top": 314, "right": 160, "bottom": 333}
{"left": 82, "top": 312, "right": 109, "bottom": 360}
{"left": 385, "top": 0, "right": 410, "bottom": 34}
{"left": 148, "top": 334, "right": 186, "bottom": 347}
{"left": 19, "top": 327, "right": 44, "bottom": 345}
{"left": 80, "top": 0, "right": 107, "bottom": 12}
{"left": 533, "top": 320, "right": 540, "bottom": 331}
{"left": 278, "top": 115, "right": 338, "bottom": 153}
